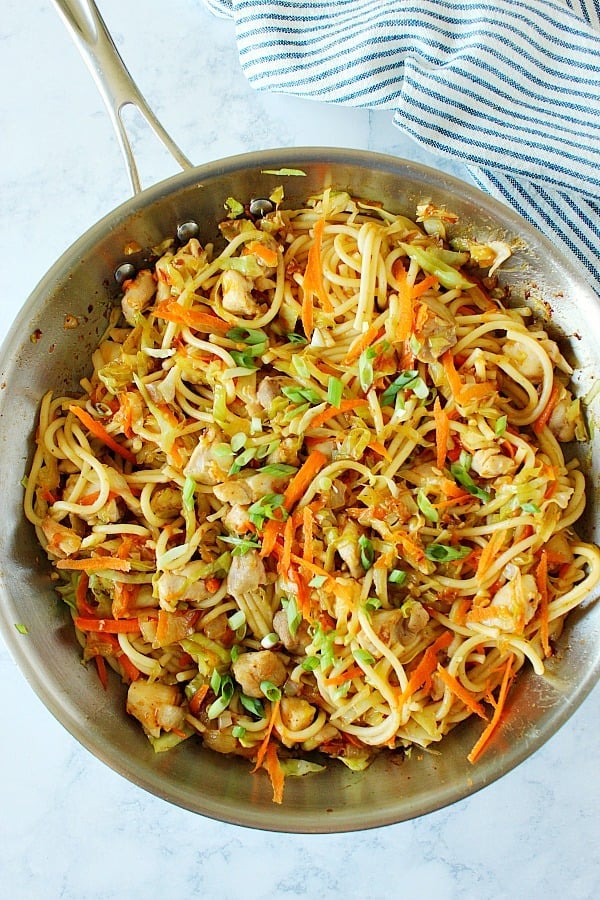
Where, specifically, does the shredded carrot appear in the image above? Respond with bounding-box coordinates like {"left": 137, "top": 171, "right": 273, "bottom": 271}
{"left": 77, "top": 490, "right": 116, "bottom": 507}
{"left": 74, "top": 616, "right": 141, "bottom": 634}
{"left": 394, "top": 264, "right": 413, "bottom": 341}
{"left": 252, "top": 698, "right": 281, "bottom": 773}
{"left": 75, "top": 572, "right": 95, "bottom": 616}
{"left": 112, "top": 581, "right": 140, "bottom": 619}
{"left": 397, "top": 631, "right": 453, "bottom": 705}
{"left": 287, "top": 565, "right": 311, "bottom": 619}
{"left": 263, "top": 740, "right": 285, "bottom": 805}
{"left": 56, "top": 556, "right": 131, "bottom": 572}
{"left": 302, "top": 218, "right": 332, "bottom": 311}
{"left": 260, "top": 518, "right": 285, "bottom": 558}
{"left": 441, "top": 350, "right": 463, "bottom": 399}
{"left": 324, "top": 665, "right": 364, "bottom": 686}
{"left": 289, "top": 553, "right": 335, "bottom": 586}
{"left": 536, "top": 549, "right": 551, "bottom": 658}
{"left": 188, "top": 683, "right": 209, "bottom": 717}
{"left": 302, "top": 505, "right": 314, "bottom": 564}
{"left": 476, "top": 528, "right": 507, "bottom": 579}
{"left": 94, "top": 655, "right": 108, "bottom": 690}
{"left": 118, "top": 392, "right": 134, "bottom": 438}
{"left": 154, "top": 299, "right": 230, "bottom": 334}
{"left": 458, "top": 381, "right": 496, "bottom": 404}
{"left": 343, "top": 321, "right": 385, "bottom": 363}
{"left": 367, "top": 440, "right": 392, "bottom": 462}
{"left": 533, "top": 382, "right": 560, "bottom": 434}
{"left": 411, "top": 273, "right": 439, "bottom": 298}
{"left": 69, "top": 405, "right": 137, "bottom": 464}
{"left": 467, "top": 654, "right": 514, "bottom": 763}
{"left": 308, "top": 397, "right": 369, "bottom": 430}
{"left": 280, "top": 515, "right": 295, "bottom": 576}
{"left": 205, "top": 577, "right": 221, "bottom": 593}
{"left": 436, "top": 665, "right": 488, "bottom": 720}
{"left": 243, "top": 241, "right": 279, "bottom": 268}
{"left": 118, "top": 651, "right": 141, "bottom": 684}
{"left": 433, "top": 493, "right": 472, "bottom": 510}
{"left": 283, "top": 449, "right": 328, "bottom": 511}
{"left": 433, "top": 396, "right": 449, "bottom": 470}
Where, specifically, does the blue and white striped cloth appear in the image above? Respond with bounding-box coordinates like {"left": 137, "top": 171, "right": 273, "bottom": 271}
{"left": 203, "top": 0, "right": 600, "bottom": 297}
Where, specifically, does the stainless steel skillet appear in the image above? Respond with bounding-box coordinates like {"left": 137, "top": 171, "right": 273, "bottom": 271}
{"left": 0, "top": 0, "right": 598, "bottom": 832}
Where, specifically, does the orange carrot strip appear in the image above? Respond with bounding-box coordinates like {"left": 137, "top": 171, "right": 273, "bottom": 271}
{"left": 260, "top": 518, "right": 285, "bottom": 558}
{"left": 343, "top": 321, "right": 385, "bottom": 364}
{"left": 394, "top": 264, "right": 413, "bottom": 341}
{"left": 433, "top": 396, "right": 449, "bottom": 470}
{"left": 289, "top": 554, "right": 335, "bottom": 585}
{"left": 283, "top": 450, "right": 328, "bottom": 511}
{"left": 56, "top": 556, "right": 131, "bottom": 572}
{"left": 436, "top": 664, "right": 488, "bottom": 720}
{"left": 458, "top": 382, "right": 496, "bottom": 403}
{"left": 467, "top": 654, "right": 514, "bottom": 763}
{"left": 433, "top": 493, "right": 473, "bottom": 510}
{"left": 280, "top": 515, "right": 295, "bottom": 576}
{"left": 308, "top": 397, "right": 369, "bottom": 430}
{"left": 118, "top": 391, "right": 134, "bottom": 438}
{"left": 252, "top": 698, "right": 281, "bottom": 773}
{"left": 74, "top": 616, "right": 141, "bottom": 634}
{"left": 441, "top": 350, "right": 463, "bottom": 399}
{"left": 154, "top": 299, "right": 230, "bottom": 334}
{"left": 69, "top": 405, "right": 137, "bottom": 464}
{"left": 94, "top": 655, "right": 108, "bottom": 690}
{"left": 536, "top": 549, "right": 551, "bottom": 658}
{"left": 302, "top": 219, "right": 333, "bottom": 311}
{"left": 302, "top": 505, "right": 314, "bottom": 565}
{"left": 476, "top": 528, "right": 507, "bottom": 579}
{"left": 367, "top": 440, "right": 392, "bottom": 462}
{"left": 205, "top": 576, "right": 221, "bottom": 593}
{"left": 411, "top": 274, "right": 439, "bottom": 298}
{"left": 264, "top": 740, "right": 285, "bottom": 805}
{"left": 533, "top": 382, "right": 560, "bottom": 434}
{"left": 75, "top": 572, "right": 95, "bottom": 616}
{"left": 398, "top": 631, "right": 453, "bottom": 705}
{"left": 118, "top": 652, "right": 141, "bottom": 684}
{"left": 324, "top": 665, "right": 364, "bottom": 686}
{"left": 243, "top": 241, "right": 278, "bottom": 268}
{"left": 188, "top": 683, "right": 209, "bottom": 717}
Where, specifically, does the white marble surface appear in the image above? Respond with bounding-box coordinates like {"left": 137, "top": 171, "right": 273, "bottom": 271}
{"left": 1, "top": 1, "right": 598, "bottom": 897}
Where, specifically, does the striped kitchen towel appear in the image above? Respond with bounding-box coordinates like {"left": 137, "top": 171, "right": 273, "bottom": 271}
{"left": 203, "top": 0, "right": 600, "bottom": 296}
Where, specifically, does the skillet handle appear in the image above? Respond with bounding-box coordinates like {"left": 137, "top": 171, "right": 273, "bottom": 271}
{"left": 51, "top": 0, "right": 193, "bottom": 194}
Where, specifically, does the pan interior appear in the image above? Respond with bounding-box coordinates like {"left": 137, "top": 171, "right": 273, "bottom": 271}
{"left": 1, "top": 148, "right": 599, "bottom": 832}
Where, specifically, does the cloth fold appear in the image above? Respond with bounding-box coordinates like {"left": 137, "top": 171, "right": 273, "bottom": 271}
{"left": 204, "top": 0, "right": 600, "bottom": 294}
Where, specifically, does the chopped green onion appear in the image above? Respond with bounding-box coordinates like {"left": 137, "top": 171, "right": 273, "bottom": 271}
{"left": 230, "top": 644, "right": 240, "bottom": 663}
{"left": 521, "top": 501, "right": 541, "bottom": 514}
{"left": 228, "top": 610, "right": 246, "bottom": 631}
{"left": 14, "top": 623, "right": 28, "bottom": 635}
{"left": 291, "top": 356, "right": 311, "bottom": 379}
{"left": 226, "top": 327, "right": 267, "bottom": 345}
{"left": 240, "top": 693, "right": 266, "bottom": 718}
{"left": 380, "top": 370, "right": 420, "bottom": 406}
{"left": 282, "top": 596, "right": 302, "bottom": 637}
{"left": 260, "top": 680, "right": 282, "bottom": 702}
{"left": 219, "top": 534, "right": 261, "bottom": 555}
{"left": 388, "top": 569, "right": 407, "bottom": 585}
{"left": 258, "top": 463, "right": 297, "bottom": 476}
{"left": 358, "top": 535, "right": 375, "bottom": 570}
{"left": 358, "top": 346, "right": 377, "bottom": 392}
{"left": 207, "top": 675, "right": 235, "bottom": 720}
{"left": 230, "top": 432, "right": 247, "bottom": 453}
{"left": 182, "top": 475, "right": 196, "bottom": 511}
{"left": 287, "top": 332, "right": 308, "bottom": 345}
{"left": 363, "top": 596, "right": 382, "bottom": 615}
{"left": 281, "top": 384, "right": 322, "bottom": 405}
{"left": 450, "top": 461, "right": 491, "bottom": 503}
{"left": 248, "top": 492, "right": 287, "bottom": 530}
{"left": 425, "top": 543, "right": 471, "bottom": 562}
{"left": 417, "top": 488, "right": 439, "bottom": 523}
{"left": 327, "top": 376, "right": 344, "bottom": 408}
{"left": 353, "top": 648, "right": 375, "bottom": 666}
{"left": 210, "top": 668, "right": 222, "bottom": 694}
{"left": 232, "top": 725, "right": 247, "bottom": 739}
{"left": 495, "top": 415, "right": 508, "bottom": 436}
{"left": 301, "top": 655, "right": 319, "bottom": 671}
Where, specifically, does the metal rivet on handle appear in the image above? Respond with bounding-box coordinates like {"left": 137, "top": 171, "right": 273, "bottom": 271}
{"left": 114, "top": 262, "right": 136, "bottom": 284}
{"left": 177, "top": 221, "right": 200, "bottom": 242}
{"left": 249, "top": 198, "right": 275, "bottom": 217}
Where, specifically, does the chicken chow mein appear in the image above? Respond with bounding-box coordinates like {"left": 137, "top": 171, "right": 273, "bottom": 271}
{"left": 24, "top": 186, "right": 600, "bottom": 802}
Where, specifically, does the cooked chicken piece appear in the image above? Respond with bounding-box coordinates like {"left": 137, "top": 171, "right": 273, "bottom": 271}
{"left": 220, "top": 269, "right": 260, "bottom": 316}
{"left": 243, "top": 471, "right": 286, "bottom": 501}
{"left": 213, "top": 480, "right": 253, "bottom": 506}
{"left": 279, "top": 696, "right": 316, "bottom": 732}
{"left": 336, "top": 520, "right": 364, "bottom": 578}
{"left": 223, "top": 503, "right": 253, "bottom": 534}
{"left": 231, "top": 649, "right": 287, "bottom": 698}
{"left": 156, "top": 564, "right": 211, "bottom": 607}
{"left": 469, "top": 571, "right": 539, "bottom": 633}
{"left": 227, "top": 550, "right": 267, "bottom": 597}
{"left": 40, "top": 516, "right": 82, "bottom": 558}
{"left": 272, "top": 608, "right": 311, "bottom": 654}
{"left": 548, "top": 386, "right": 579, "bottom": 442}
{"left": 126, "top": 680, "right": 184, "bottom": 738}
{"left": 184, "top": 427, "right": 230, "bottom": 485}
{"left": 257, "top": 376, "right": 287, "bottom": 409}
{"left": 470, "top": 447, "right": 517, "bottom": 478}
{"left": 502, "top": 338, "right": 563, "bottom": 383}
{"left": 121, "top": 269, "right": 156, "bottom": 326}
{"left": 406, "top": 601, "right": 430, "bottom": 634}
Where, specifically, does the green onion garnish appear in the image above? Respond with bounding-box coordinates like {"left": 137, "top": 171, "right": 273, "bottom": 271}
{"left": 358, "top": 535, "right": 375, "bottom": 570}
{"left": 260, "top": 680, "right": 282, "bottom": 702}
